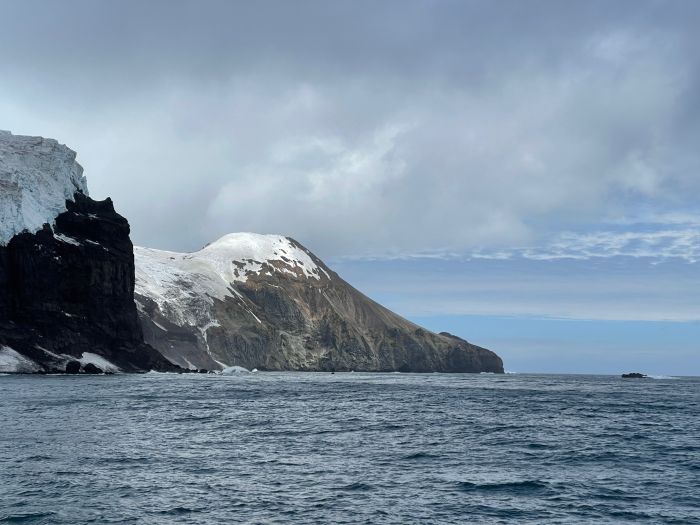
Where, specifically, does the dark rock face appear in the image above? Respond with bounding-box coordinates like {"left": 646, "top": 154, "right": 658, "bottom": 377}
{"left": 65, "top": 360, "right": 81, "bottom": 374}
{"left": 0, "top": 192, "right": 179, "bottom": 373}
{"left": 82, "top": 363, "right": 103, "bottom": 374}
{"left": 136, "top": 238, "right": 504, "bottom": 373}
{"left": 621, "top": 372, "right": 647, "bottom": 379}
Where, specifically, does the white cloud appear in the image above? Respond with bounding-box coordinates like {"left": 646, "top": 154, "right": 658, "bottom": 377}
{"left": 518, "top": 229, "right": 700, "bottom": 262}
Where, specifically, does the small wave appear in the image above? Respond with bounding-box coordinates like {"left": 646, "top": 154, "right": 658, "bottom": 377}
{"left": 648, "top": 375, "right": 678, "bottom": 380}
{"left": 25, "top": 455, "right": 52, "bottom": 461}
{"left": 0, "top": 512, "right": 56, "bottom": 523}
{"left": 526, "top": 443, "right": 551, "bottom": 450}
{"left": 221, "top": 366, "right": 251, "bottom": 375}
{"left": 171, "top": 414, "right": 217, "bottom": 423}
{"left": 338, "top": 482, "right": 373, "bottom": 491}
{"left": 403, "top": 451, "right": 437, "bottom": 460}
{"left": 456, "top": 480, "right": 550, "bottom": 494}
{"left": 593, "top": 487, "right": 641, "bottom": 502}
{"left": 154, "top": 506, "right": 202, "bottom": 516}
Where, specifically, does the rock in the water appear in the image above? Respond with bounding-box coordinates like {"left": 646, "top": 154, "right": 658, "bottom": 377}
{"left": 621, "top": 372, "right": 648, "bottom": 378}
{"left": 82, "top": 363, "right": 103, "bottom": 374}
{"left": 135, "top": 234, "right": 504, "bottom": 373}
{"left": 65, "top": 361, "right": 81, "bottom": 374}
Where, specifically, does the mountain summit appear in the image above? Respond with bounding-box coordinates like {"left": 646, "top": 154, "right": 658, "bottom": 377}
{"left": 135, "top": 233, "right": 504, "bottom": 373}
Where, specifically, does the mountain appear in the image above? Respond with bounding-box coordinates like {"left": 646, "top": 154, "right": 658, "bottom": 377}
{"left": 134, "top": 233, "right": 504, "bottom": 373}
{"left": 0, "top": 131, "right": 177, "bottom": 373}
{"left": 0, "top": 130, "right": 503, "bottom": 374}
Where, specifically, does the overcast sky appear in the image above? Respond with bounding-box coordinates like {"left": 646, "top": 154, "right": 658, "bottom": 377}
{"left": 1, "top": 0, "right": 698, "bottom": 373}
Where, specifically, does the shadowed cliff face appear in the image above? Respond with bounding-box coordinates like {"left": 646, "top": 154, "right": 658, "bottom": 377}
{"left": 135, "top": 236, "right": 504, "bottom": 373}
{"left": 0, "top": 192, "right": 179, "bottom": 373}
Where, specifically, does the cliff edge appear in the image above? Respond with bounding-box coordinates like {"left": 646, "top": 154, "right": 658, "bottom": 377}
{"left": 0, "top": 131, "right": 177, "bottom": 373}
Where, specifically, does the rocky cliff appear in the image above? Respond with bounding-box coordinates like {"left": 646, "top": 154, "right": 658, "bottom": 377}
{"left": 135, "top": 234, "right": 504, "bottom": 373}
{"left": 0, "top": 131, "right": 177, "bottom": 373}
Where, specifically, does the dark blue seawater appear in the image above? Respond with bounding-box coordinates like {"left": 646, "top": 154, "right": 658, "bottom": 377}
{"left": 1, "top": 373, "right": 698, "bottom": 524}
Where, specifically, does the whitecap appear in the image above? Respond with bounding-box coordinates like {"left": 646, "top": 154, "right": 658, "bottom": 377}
{"left": 221, "top": 365, "right": 251, "bottom": 375}
{"left": 78, "top": 352, "right": 120, "bottom": 373}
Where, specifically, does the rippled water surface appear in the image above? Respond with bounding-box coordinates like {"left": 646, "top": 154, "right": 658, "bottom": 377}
{"left": 1, "top": 373, "right": 698, "bottom": 524}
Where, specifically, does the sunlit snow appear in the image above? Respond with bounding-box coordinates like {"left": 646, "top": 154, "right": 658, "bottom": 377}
{"left": 134, "top": 233, "right": 329, "bottom": 328}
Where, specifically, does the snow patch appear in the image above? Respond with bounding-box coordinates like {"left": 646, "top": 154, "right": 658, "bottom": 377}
{"left": 78, "top": 352, "right": 120, "bottom": 373}
{"left": 0, "top": 130, "right": 88, "bottom": 246}
{"left": 152, "top": 319, "right": 169, "bottom": 332}
{"left": 36, "top": 345, "right": 69, "bottom": 361}
{"left": 182, "top": 357, "right": 198, "bottom": 371}
{"left": 134, "top": 234, "right": 328, "bottom": 341}
{"left": 0, "top": 346, "right": 40, "bottom": 373}
{"left": 54, "top": 233, "right": 81, "bottom": 246}
{"left": 135, "top": 233, "right": 329, "bottom": 302}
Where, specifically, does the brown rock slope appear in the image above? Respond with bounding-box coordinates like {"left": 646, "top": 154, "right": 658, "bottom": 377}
{"left": 134, "top": 234, "right": 504, "bottom": 373}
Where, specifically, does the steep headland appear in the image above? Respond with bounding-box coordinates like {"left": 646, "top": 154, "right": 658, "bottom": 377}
{"left": 135, "top": 234, "right": 504, "bottom": 373}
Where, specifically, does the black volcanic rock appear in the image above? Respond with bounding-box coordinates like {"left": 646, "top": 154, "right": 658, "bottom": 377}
{"left": 0, "top": 192, "right": 179, "bottom": 373}
{"left": 621, "top": 372, "right": 647, "bottom": 378}
{"left": 82, "top": 363, "right": 103, "bottom": 374}
{"left": 65, "top": 360, "right": 81, "bottom": 374}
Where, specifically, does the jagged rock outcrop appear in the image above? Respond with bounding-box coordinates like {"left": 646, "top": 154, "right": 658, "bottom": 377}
{"left": 135, "top": 234, "right": 504, "bottom": 373}
{"left": 0, "top": 131, "right": 178, "bottom": 373}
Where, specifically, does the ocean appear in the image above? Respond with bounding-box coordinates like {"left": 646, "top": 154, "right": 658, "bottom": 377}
{"left": 1, "top": 372, "right": 698, "bottom": 524}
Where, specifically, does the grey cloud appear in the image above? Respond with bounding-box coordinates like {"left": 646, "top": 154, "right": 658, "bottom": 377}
{"left": 0, "top": 0, "right": 698, "bottom": 256}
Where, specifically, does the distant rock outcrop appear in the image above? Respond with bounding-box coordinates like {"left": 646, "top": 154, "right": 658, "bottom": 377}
{"left": 135, "top": 234, "right": 504, "bottom": 373}
{"left": 621, "top": 372, "right": 648, "bottom": 379}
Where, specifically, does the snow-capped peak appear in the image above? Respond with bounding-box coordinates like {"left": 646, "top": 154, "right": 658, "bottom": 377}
{"left": 0, "top": 130, "right": 88, "bottom": 246}
{"left": 197, "top": 232, "right": 330, "bottom": 282}
{"left": 133, "top": 234, "right": 331, "bottom": 347}
{"left": 135, "top": 233, "right": 330, "bottom": 304}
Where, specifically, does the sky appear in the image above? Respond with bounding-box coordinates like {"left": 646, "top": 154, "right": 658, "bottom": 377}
{"left": 1, "top": 0, "right": 698, "bottom": 374}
